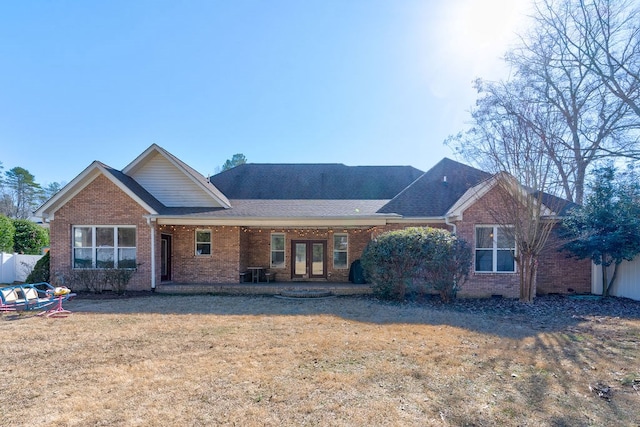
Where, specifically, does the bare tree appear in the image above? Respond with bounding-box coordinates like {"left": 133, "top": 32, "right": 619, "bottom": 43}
{"left": 450, "top": 0, "right": 640, "bottom": 205}
{"left": 555, "top": 0, "right": 640, "bottom": 120}
{"left": 451, "top": 83, "right": 565, "bottom": 302}
{"left": 511, "top": 0, "right": 638, "bottom": 203}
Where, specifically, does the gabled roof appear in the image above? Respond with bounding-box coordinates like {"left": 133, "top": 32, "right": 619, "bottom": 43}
{"left": 123, "top": 144, "right": 230, "bottom": 208}
{"left": 537, "top": 191, "right": 579, "bottom": 216}
{"left": 99, "top": 163, "right": 166, "bottom": 213}
{"left": 377, "top": 158, "right": 492, "bottom": 217}
{"left": 36, "top": 143, "right": 577, "bottom": 225}
{"left": 34, "top": 161, "right": 165, "bottom": 219}
{"left": 446, "top": 171, "right": 577, "bottom": 220}
{"left": 208, "top": 163, "right": 424, "bottom": 200}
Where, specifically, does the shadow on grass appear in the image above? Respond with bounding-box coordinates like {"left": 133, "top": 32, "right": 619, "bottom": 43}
{"left": 416, "top": 307, "right": 640, "bottom": 426}
{"left": 60, "top": 293, "right": 640, "bottom": 339}
{"left": 5, "top": 293, "right": 638, "bottom": 426}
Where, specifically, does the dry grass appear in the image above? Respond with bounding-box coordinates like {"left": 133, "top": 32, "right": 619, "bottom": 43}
{"left": 1, "top": 294, "right": 639, "bottom": 426}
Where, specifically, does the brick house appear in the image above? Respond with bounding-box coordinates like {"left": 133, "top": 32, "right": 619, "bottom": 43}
{"left": 35, "top": 144, "right": 591, "bottom": 297}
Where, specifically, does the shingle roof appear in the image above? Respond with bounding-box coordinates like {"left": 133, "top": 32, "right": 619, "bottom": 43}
{"left": 160, "top": 200, "right": 392, "bottom": 218}
{"left": 377, "top": 158, "right": 492, "bottom": 217}
{"left": 43, "top": 151, "right": 577, "bottom": 223}
{"left": 208, "top": 164, "right": 424, "bottom": 200}
{"left": 99, "top": 163, "right": 166, "bottom": 213}
{"left": 537, "top": 191, "right": 579, "bottom": 216}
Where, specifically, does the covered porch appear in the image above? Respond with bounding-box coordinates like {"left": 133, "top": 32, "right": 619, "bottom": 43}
{"left": 154, "top": 223, "right": 380, "bottom": 287}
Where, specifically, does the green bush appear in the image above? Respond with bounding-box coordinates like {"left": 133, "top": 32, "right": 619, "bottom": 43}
{"left": 420, "top": 231, "right": 472, "bottom": 303}
{"left": 25, "top": 251, "right": 50, "bottom": 283}
{"left": 360, "top": 227, "right": 471, "bottom": 303}
{"left": 12, "top": 219, "right": 49, "bottom": 255}
{"left": 360, "top": 228, "right": 425, "bottom": 300}
{"left": 0, "top": 215, "right": 15, "bottom": 252}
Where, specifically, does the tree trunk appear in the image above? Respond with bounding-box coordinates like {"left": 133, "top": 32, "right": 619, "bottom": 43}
{"left": 604, "top": 262, "right": 620, "bottom": 297}
{"left": 519, "top": 252, "right": 538, "bottom": 303}
{"left": 601, "top": 262, "right": 609, "bottom": 297}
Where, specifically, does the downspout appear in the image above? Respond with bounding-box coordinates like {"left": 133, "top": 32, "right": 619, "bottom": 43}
{"left": 145, "top": 216, "right": 156, "bottom": 291}
{"left": 445, "top": 214, "right": 459, "bottom": 294}
{"left": 445, "top": 215, "right": 457, "bottom": 235}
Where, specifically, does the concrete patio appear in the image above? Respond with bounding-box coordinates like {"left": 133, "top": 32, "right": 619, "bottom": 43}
{"left": 155, "top": 281, "right": 373, "bottom": 296}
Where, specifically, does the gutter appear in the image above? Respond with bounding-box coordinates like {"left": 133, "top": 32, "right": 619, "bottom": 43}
{"left": 146, "top": 215, "right": 397, "bottom": 227}
{"left": 386, "top": 216, "right": 446, "bottom": 224}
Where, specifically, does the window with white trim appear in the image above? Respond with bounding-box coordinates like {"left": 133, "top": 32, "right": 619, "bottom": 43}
{"left": 271, "top": 233, "right": 285, "bottom": 268}
{"left": 475, "top": 225, "right": 515, "bottom": 272}
{"left": 196, "top": 230, "right": 212, "bottom": 255}
{"left": 333, "top": 233, "right": 348, "bottom": 269}
{"left": 73, "top": 226, "right": 137, "bottom": 269}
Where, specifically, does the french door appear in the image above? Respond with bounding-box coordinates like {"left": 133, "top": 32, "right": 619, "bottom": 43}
{"left": 291, "top": 240, "right": 327, "bottom": 279}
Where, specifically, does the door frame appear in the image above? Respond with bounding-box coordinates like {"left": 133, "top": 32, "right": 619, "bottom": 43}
{"left": 291, "top": 240, "right": 327, "bottom": 279}
{"left": 160, "top": 233, "right": 172, "bottom": 282}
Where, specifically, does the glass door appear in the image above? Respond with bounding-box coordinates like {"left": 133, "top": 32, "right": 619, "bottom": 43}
{"left": 161, "top": 234, "right": 172, "bottom": 282}
{"left": 291, "top": 240, "right": 326, "bottom": 279}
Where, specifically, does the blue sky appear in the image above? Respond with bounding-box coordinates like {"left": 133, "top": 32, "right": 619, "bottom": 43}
{"left": 0, "top": 0, "right": 531, "bottom": 186}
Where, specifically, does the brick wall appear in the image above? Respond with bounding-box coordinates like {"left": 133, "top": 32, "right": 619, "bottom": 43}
{"left": 454, "top": 188, "right": 520, "bottom": 298}
{"left": 49, "top": 174, "right": 153, "bottom": 291}
{"left": 157, "top": 225, "right": 240, "bottom": 283}
{"left": 49, "top": 174, "right": 591, "bottom": 294}
{"left": 237, "top": 227, "right": 376, "bottom": 282}
{"left": 536, "top": 227, "right": 591, "bottom": 294}
{"left": 452, "top": 186, "right": 591, "bottom": 298}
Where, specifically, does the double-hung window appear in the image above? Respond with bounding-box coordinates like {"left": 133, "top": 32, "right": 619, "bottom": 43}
{"left": 271, "top": 233, "right": 285, "bottom": 268}
{"left": 73, "top": 226, "right": 137, "bottom": 269}
{"left": 333, "top": 233, "right": 348, "bottom": 269}
{"left": 196, "top": 230, "right": 212, "bottom": 255}
{"left": 475, "top": 225, "right": 515, "bottom": 272}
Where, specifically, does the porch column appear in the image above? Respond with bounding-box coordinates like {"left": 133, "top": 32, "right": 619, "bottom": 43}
{"left": 146, "top": 216, "right": 156, "bottom": 290}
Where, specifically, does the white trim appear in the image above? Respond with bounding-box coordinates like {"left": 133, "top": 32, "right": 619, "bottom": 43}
{"left": 447, "top": 173, "right": 556, "bottom": 221}
{"left": 386, "top": 217, "right": 446, "bottom": 224}
{"left": 195, "top": 229, "right": 212, "bottom": 256}
{"left": 146, "top": 216, "right": 156, "bottom": 290}
{"left": 72, "top": 225, "right": 137, "bottom": 269}
{"left": 270, "top": 232, "right": 286, "bottom": 268}
{"left": 154, "top": 217, "right": 390, "bottom": 227}
{"left": 332, "top": 233, "right": 349, "bottom": 269}
{"left": 447, "top": 174, "right": 501, "bottom": 221}
{"left": 474, "top": 225, "right": 516, "bottom": 273}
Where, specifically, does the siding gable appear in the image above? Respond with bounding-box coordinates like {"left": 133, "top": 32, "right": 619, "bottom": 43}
{"left": 129, "top": 152, "right": 224, "bottom": 208}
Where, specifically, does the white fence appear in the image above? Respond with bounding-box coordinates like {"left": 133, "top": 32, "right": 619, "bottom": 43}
{"left": 592, "top": 261, "right": 640, "bottom": 301}
{"left": 0, "top": 252, "right": 44, "bottom": 284}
